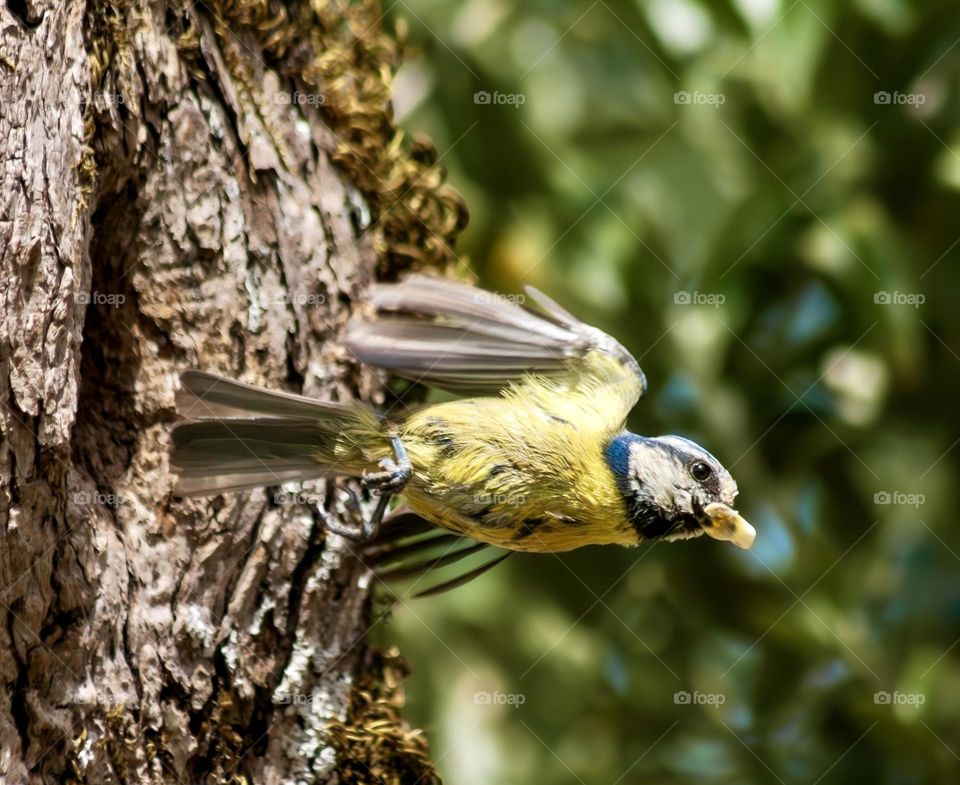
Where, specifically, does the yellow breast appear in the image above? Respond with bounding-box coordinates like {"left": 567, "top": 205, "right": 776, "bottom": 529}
{"left": 394, "top": 375, "right": 636, "bottom": 552}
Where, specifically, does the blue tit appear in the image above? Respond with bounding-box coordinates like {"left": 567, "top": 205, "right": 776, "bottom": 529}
{"left": 171, "top": 275, "right": 755, "bottom": 562}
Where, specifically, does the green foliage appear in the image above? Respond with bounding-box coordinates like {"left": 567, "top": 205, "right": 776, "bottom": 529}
{"left": 376, "top": 1, "right": 960, "bottom": 782}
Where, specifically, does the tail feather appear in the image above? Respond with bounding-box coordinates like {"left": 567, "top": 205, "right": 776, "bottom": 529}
{"left": 173, "top": 465, "right": 334, "bottom": 497}
{"left": 170, "top": 372, "right": 381, "bottom": 498}
{"left": 176, "top": 370, "right": 360, "bottom": 420}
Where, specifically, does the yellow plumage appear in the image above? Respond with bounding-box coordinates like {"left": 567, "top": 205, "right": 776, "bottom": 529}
{"left": 376, "top": 352, "right": 639, "bottom": 551}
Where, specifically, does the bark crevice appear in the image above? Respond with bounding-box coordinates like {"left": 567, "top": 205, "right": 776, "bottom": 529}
{"left": 2, "top": 0, "right": 460, "bottom": 781}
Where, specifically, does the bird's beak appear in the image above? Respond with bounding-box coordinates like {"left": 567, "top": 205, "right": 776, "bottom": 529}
{"left": 699, "top": 502, "right": 756, "bottom": 550}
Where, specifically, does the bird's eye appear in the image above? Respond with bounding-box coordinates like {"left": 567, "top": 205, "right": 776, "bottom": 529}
{"left": 691, "top": 461, "right": 712, "bottom": 482}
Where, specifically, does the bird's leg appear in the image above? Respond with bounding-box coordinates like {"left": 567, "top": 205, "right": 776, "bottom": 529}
{"left": 318, "top": 486, "right": 367, "bottom": 542}
{"left": 361, "top": 435, "right": 412, "bottom": 494}
{"left": 359, "top": 435, "right": 412, "bottom": 540}
{"left": 321, "top": 436, "right": 412, "bottom": 542}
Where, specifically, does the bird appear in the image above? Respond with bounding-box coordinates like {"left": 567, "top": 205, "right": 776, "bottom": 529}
{"left": 170, "top": 275, "right": 754, "bottom": 591}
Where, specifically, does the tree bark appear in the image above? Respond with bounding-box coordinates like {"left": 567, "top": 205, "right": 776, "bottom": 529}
{"left": 0, "top": 0, "right": 463, "bottom": 781}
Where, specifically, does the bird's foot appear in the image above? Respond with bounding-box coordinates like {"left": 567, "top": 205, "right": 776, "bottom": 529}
{"left": 324, "top": 436, "right": 410, "bottom": 542}
{"left": 361, "top": 435, "right": 411, "bottom": 495}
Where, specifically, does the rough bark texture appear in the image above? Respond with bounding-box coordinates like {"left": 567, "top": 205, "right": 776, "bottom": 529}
{"left": 0, "top": 0, "right": 464, "bottom": 781}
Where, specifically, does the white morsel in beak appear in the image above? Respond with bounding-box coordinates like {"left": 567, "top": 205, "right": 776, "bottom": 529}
{"left": 701, "top": 503, "right": 757, "bottom": 550}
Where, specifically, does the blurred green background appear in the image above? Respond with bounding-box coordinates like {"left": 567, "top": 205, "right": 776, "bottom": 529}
{"left": 372, "top": 1, "right": 960, "bottom": 782}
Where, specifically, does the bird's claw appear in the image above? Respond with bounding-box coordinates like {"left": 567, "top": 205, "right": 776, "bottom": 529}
{"left": 323, "top": 436, "right": 411, "bottom": 542}
{"left": 361, "top": 436, "right": 412, "bottom": 495}
{"left": 333, "top": 486, "right": 364, "bottom": 524}
{"left": 362, "top": 459, "right": 411, "bottom": 494}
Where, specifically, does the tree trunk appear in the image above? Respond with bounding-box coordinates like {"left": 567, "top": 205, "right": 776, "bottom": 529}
{"left": 0, "top": 0, "right": 464, "bottom": 781}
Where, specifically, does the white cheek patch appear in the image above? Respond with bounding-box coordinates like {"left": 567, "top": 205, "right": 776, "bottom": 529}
{"left": 628, "top": 440, "right": 687, "bottom": 511}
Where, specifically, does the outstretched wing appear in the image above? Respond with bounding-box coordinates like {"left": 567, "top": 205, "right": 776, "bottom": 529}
{"left": 343, "top": 275, "right": 646, "bottom": 419}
